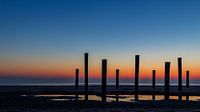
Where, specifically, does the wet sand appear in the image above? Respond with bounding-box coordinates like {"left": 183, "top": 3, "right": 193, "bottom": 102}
{"left": 0, "top": 85, "right": 200, "bottom": 111}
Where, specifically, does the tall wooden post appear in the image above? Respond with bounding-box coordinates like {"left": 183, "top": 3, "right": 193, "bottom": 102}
{"left": 165, "top": 62, "right": 170, "bottom": 100}
{"left": 178, "top": 57, "right": 182, "bottom": 91}
{"left": 152, "top": 70, "right": 156, "bottom": 89}
{"left": 178, "top": 58, "right": 183, "bottom": 100}
{"left": 186, "top": 71, "right": 190, "bottom": 88}
{"left": 152, "top": 70, "right": 156, "bottom": 100}
{"left": 186, "top": 70, "right": 190, "bottom": 101}
{"left": 116, "top": 69, "right": 119, "bottom": 89}
{"left": 102, "top": 59, "right": 107, "bottom": 102}
{"left": 75, "top": 69, "right": 79, "bottom": 101}
{"left": 135, "top": 55, "right": 140, "bottom": 101}
{"left": 84, "top": 53, "right": 88, "bottom": 100}
{"left": 75, "top": 69, "right": 79, "bottom": 89}
{"left": 186, "top": 71, "right": 190, "bottom": 101}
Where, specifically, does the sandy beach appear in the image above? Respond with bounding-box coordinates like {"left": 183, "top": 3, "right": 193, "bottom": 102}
{"left": 0, "top": 85, "right": 200, "bottom": 111}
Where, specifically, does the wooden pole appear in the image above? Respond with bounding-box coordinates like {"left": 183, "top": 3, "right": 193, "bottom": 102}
{"left": 186, "top": 71, "right": 190, "bottom": 88}
{"left": 102, "top": 59, "right": 107, "bottom": 102}
{"left": 152, "top": 70, "right": 156, "bottom": 89}
{"left": 75, "top": 69, "right": 79, "bottom": 89}
{"left": 178, "top": 57, "right": 182, "bottom": 91}
{"left": 165, "top": 62, "right": 170, "bottom": 100}
{"left": 152, "top": 70, "right": 156, "bottom": 100}
{"left": 84, "top": 53, "right": 88, "bottom": 100}
{"left": 135, "top": 55, "right": 140, "bottom": 101}
{"left": 116, "top": 69, "right": 119, "bottom": 89}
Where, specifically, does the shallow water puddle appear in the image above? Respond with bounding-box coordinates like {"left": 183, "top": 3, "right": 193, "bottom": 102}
{"left": 20, "top": 94, "right": 200, "bottom": 102}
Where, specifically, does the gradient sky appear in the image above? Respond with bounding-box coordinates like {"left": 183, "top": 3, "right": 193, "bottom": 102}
{"left": 0, "top": 0, "right": 200, "bottom": 84}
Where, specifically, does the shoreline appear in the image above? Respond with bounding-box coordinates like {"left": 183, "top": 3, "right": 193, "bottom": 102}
{"left": 0, "top": 85, "right": 199, "bottom": 95}
{"left": 0, "top": 85, "right": 200, "bottom": 111}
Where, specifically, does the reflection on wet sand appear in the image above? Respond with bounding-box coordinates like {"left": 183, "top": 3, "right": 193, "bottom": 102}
{"left": 30, "top": 94, "right": 200, "bottom": 102}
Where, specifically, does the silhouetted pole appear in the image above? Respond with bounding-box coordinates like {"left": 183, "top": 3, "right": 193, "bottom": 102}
{"left": 102, "top": 59, "right": 107, "bottom": 102}
{"left": 152, "top": 70, "right": 156, "bottom": 100}
{"left": 152, "top": 70, "right": 156, "bottom": 89}
{"left": 84, "top": 53, "right": 88, "bottom": 101}
{"left": 75, "top": 69, "right": 79, "bottom": 89}
{"left": 178, "top": 57, "right": 182, "bottom": 91}
{"left": 75, "top": 69, "right": 79, "bottom": 100}
{"left": 178, "top": 58, "right": 182, "bottom": 100}
{"left": 186, "top": 71, "right": 190, "bottom": 101}
{"left": 186, "top": 70, "right": 190, "bottom": 101}
{"left": 186, "top": 71, "right": 190, "bottom": 88}
{"left": 165, "top": 62, "right": 170, "bottom": 100}
{"left": 135, "top": 55, "right": 140, "bottom": 101}
{"left": 116, "top": 69, "right": 119, "bottom": 89}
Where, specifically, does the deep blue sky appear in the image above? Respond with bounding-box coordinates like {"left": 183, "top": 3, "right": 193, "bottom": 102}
{"left": 0, "top": 0, "right": 200, "bottom": 84}
{"left": 1, "top": 0, "right": 200, "bottom": 55}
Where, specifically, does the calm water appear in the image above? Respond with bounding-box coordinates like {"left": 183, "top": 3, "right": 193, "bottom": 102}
{"left": 6, "top": 82, "right": 200, "bottom": 86}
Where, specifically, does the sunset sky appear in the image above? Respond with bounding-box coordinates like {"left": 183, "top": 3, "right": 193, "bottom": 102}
{"left": 0, "top": 0, "right": 200, "bottom": 84}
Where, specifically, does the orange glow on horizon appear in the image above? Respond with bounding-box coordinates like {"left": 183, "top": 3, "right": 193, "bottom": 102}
{"left": 1, "top": 66, "right": 200, "bottom": 80}
{"left": 1, "top": 54, "right": 200, "bottom": 80}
